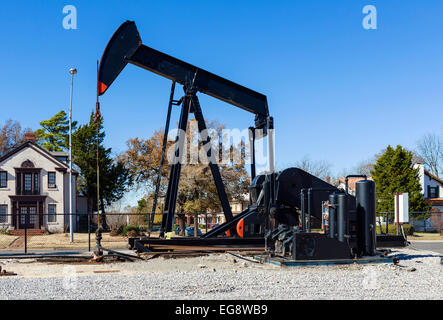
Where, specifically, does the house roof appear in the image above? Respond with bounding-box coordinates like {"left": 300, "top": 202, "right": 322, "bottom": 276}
{"left": 424, "top": 170, "right": 443, "bottom": 185}
{"left": 0, "top": 141, "right": 78, "bottom": 174}
{"left": 338, "top": 177, "right": 373, "bottom": 192}
{"left": 51, "top": 151, "right": 69, "bottom": 157}
{"left": 424, "top": 198, "right": 443, "bottom": 206}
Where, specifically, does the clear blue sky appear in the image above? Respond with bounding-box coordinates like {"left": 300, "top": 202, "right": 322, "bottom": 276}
{"left": 1, "top": 0, "right": 443, "bottom": 178}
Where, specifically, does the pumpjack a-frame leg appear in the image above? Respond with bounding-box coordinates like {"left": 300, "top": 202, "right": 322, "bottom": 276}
{"left": 191, "top": 95, "right": 234, "bottom": 223}
{"left": 160, "top": 94, "right": 192, "bottom": 237}
{"left": 160, "top": 91, "right": 234, "bottom": 237}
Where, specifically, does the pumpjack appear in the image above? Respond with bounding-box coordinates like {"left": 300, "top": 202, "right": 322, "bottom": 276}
{"left": 98, "top": 21, "right": 407, "bottom": 261}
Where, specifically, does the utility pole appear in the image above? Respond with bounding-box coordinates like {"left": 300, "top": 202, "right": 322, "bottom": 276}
{"left": 69, "top": 68, "right": 77, "bottom": 243}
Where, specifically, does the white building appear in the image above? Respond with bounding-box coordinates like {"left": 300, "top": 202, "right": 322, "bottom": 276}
{"left": 414, "top": 163, "right": 443, "bottom": 210}
{"left": 0, "top": 133, "right": 80, "bottom": 232}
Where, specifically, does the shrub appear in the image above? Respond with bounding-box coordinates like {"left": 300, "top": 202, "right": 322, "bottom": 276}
{"left": 377, "top": 224, "right": 414, "bottom": 236}
{"left": 110, "top": 225, "right": 123, "bottom": 236}
{"left": 122, "top": 225, "right": 140, "bottom": 237}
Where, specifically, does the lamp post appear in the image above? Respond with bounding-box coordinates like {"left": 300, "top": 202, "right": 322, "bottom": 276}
{"left": 69, "top": 68, "right": 77, "bottom": 243}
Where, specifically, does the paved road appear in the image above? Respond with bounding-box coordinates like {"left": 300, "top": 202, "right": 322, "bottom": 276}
{"left": 409, "top": 241, "right": 443, "bottom": 255}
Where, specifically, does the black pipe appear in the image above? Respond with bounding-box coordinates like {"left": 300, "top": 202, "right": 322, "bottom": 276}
{"left": 336, "top": 193, "right": 348, "bottom": 242}
{"left": 307, "top": 189, "right": 311, "bottom": 232}
{"left": 249, "top": 127, "right": 256, "bottom": 181}
{"left": 356, "top": 180, "right": 376, "bottom": 256}
{"left": 300, "top": 189, "right": 306, "bottom": 232}
{"left": 329, "top": 194, "right": 338, "bottom": 239}
{"left": 305, "top": 187, "right": 337, "bottom": 234}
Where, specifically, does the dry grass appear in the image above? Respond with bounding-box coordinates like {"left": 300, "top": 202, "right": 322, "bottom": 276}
{"left": 28, "top": 232, "right": 128, "bottom": 249}
{"left": 0, "top": 232, "right": 128, "bottom": 250}
{"left": 0, "top": 234, "right": 20, "bottom": 249}
{"left": 408, "top": 232, "right": 443, "bottom": 241}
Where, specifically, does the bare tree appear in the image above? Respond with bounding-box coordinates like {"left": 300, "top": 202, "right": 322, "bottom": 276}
{"left": 355, "top": 159, "right": 374, "bottom": 177}
{"left": 293, "top": 155, "right": 332, "bottom": 181}
{"left": 0, "top": 120, "right": 28, "bottom": 155}
{"left": 416, "top": 133, "right": 443, "bottom": 177}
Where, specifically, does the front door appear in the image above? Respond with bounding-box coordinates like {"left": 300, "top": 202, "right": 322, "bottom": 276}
{"left": 19, "top": 205, "right": 37, "bottom": 229}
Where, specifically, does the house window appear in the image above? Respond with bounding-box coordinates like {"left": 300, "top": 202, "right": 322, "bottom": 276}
{"left": 24, "top": 174, "right": 32, "bottom": 194}
{"left": 33, "top": 174, "right": 39, "bottom": 194}
{"left": 429, "top": 186, "right": 439, "bottom": 198}
{"left": 48, "top": 204, "right": 56, "bottom": 223}
{"left": 0, "top": 171, "right": 6, "bottom": 188}
{"left": 0, "top": 205, "right": 7, "bottom": 223}
{"left": 48, "top": 172, "right": 56, "bottom": 188}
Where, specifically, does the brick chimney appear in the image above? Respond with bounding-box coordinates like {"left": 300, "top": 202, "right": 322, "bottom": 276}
{"left": 24, "top": 131, "right": 36, "bottom": 142}
{"left": 326, "top": 176, "right": 331, "bottom": 184}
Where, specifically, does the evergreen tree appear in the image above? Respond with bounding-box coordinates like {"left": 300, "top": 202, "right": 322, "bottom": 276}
{"left": 371, "top": 145, "right": 430, "bottom": 218}
{"left": 72, "top": 112, "right": 133, "bottom": 229}
{"left": 35, "top": 111, "right": 77, "bottom": 151}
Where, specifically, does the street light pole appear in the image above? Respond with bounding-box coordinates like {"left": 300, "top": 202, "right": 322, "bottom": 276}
{"left": 69, "top": 68, "right": 77, "bottom": 243}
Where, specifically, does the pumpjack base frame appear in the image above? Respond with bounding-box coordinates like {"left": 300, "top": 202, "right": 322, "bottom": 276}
{"left": 376, "top": 235, "right": 408, "bottom": 248}
{"left": 253, "top": 255, "right": 394, "bottom": 267}
{"left": 130, "top": 237, "right": 265, "bottom": 252}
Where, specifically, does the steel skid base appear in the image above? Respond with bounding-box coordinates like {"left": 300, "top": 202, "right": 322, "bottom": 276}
{"left": 376, "top": 234, "right": 408, "bottom": 248}
{"left": 253, "top": 255, "right": 394, "bottom": 267}
{"left": 129, "top": 237, "right": 265, "bottom": 253}
{"left": 267, "top": 232, "right": 354, "bottom": 261}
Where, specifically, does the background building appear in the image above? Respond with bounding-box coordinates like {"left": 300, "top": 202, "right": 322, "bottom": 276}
{"left": 0, "top": 133, "right": 80, "bottom": 233}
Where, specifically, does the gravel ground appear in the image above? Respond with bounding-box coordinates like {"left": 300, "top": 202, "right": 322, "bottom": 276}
{"left": 0, "top": 248, "right": 441, "bottom": 300}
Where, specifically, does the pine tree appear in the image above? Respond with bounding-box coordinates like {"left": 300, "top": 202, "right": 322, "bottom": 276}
{"left": 72, "top": 112, "right": 132, "bottom": 229}
{"left": 35, "top": 111, "right": 77, "bottom": 151}
{"left": 371, "top": 145, "right": 430, "bottom": 218}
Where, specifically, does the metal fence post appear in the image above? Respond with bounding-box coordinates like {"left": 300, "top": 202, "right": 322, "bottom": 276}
{"left": 88, "top": 212, "right": 91, "bottom": 252}
{"left": 24, "top": 223, "right": 27, "bottom": 254}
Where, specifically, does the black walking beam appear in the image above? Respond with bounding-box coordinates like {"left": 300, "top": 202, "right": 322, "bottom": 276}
{"left": 98, "top": 21, "right": 270, "bottom": 129}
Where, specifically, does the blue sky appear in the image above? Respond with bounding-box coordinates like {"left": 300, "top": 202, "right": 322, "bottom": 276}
{"left": 1, "top": 0, "right": 443, "bottom": 180}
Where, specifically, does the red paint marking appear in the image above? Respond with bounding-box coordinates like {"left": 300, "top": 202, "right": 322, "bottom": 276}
{"left": 237, "top": 218, "right": 244, "bottom": 239}
{"left": 98, "top": 81, "right": 108, "bottom": 95}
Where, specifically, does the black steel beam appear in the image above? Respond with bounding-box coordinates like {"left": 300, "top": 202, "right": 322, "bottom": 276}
{"left": 160, "top": 95, "right": 192, "bottom": 236}
{"left": 191, "top": 95, "right": 234, "bottom": 222}
{"left": 129, "top": 45, "right": 269, "bottom": 124}
{"left": 98, "top": 21, "right": 269, "bottom": 126}
{"left": 134, "top": 237, "right": 265, "bottom": 248}
{"left": 202, "top": 208, "right": 255, "bottom": 238}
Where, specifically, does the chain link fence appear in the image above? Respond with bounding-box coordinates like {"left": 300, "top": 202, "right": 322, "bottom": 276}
{"left": 376, "top": 211, "right": 443, "bottom": 234}
{"left": 4, "top": 210, "right": 440, "bottom": 255}
{"left": 0, "top": 212, "right": 225, "bottom": 255}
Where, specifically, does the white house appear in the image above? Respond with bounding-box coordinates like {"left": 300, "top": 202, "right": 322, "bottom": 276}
{"left": 0, "top": 133, "right": 80, "bottom": 232}
{"left": 414, "top": 163, "right": 443, "bottom": 211}
{"left": 335, "top": 177, "right": 374, "bottom": 196}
